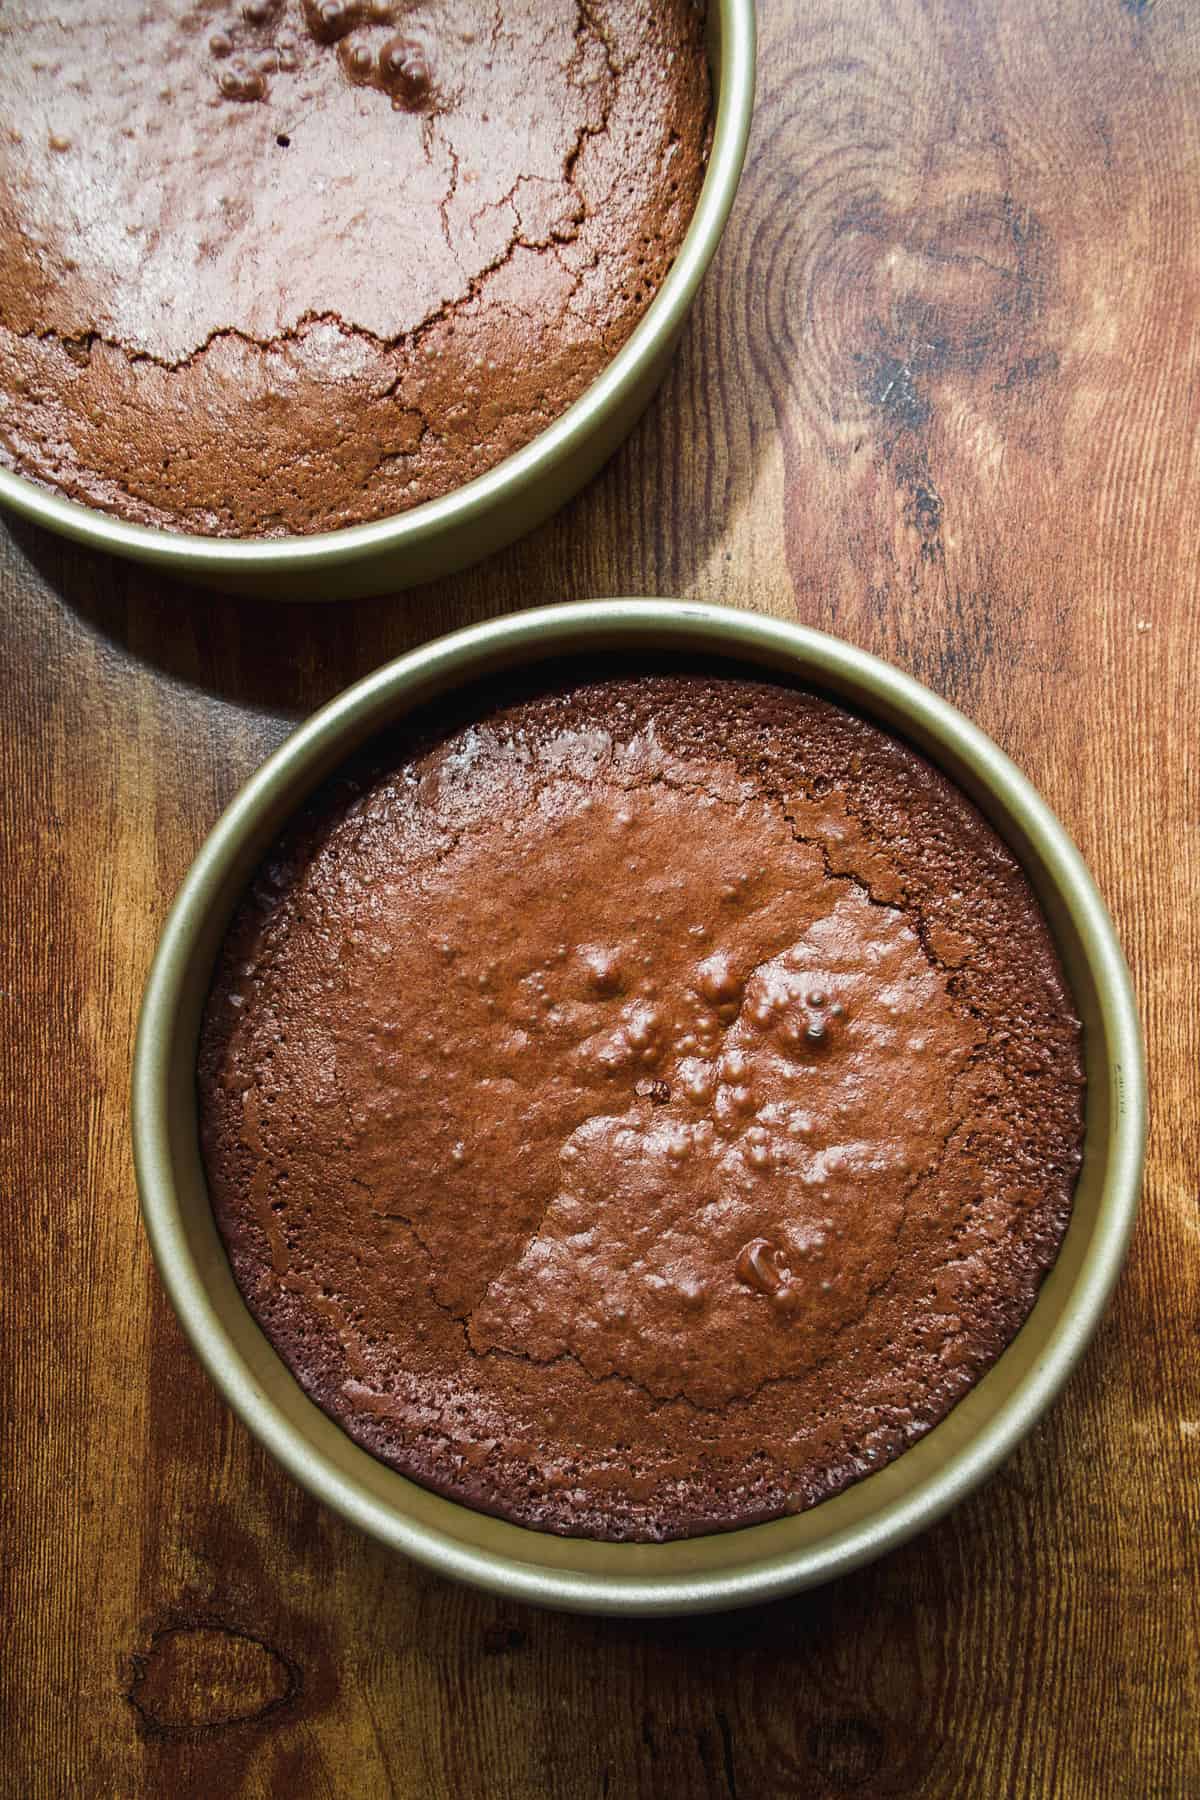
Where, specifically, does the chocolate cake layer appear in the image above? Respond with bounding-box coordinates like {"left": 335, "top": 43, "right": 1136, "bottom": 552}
{"left": 199, "top": 672, "right": 1085, "bottom": 1540}
{"left": 0, "top": 1, "right": 709, "bottom": 534}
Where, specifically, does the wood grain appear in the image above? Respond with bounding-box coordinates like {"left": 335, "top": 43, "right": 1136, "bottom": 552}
{"left": 2, "top": 1, "right": 1198, "bottom": 1794}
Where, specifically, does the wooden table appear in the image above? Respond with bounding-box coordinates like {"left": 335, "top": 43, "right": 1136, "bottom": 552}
{"left": 4, "top": 2, "right": 1197, "bottom": 1793}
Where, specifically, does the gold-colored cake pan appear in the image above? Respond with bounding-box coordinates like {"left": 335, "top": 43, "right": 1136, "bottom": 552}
{"left": 0, "top": 3, "right": 755, "bottom": 600}
{"left": 132, "top": 600, "right": 1146, "bottom": 1614}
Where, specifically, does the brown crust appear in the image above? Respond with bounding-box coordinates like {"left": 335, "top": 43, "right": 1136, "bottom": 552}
{"left": 197, "top": 670, "right": 1085, "bottom": 1542}
{"left": 0, "top": 1, "right": 709, "bottom": 535}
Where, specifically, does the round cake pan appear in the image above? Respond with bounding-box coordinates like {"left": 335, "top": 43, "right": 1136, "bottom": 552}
{"left": 0, "top": 6, "right": 754, "bottom": 602}
{"left": 132, "top": 600, "right": 1145, "bottom": 1613}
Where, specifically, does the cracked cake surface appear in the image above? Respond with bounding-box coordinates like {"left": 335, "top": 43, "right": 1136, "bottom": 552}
{"left": 198, "top": 670, "right": 1086, "bottom": 1541}
{"left": 0, "top": 0, "right": 709, "bottom": 536}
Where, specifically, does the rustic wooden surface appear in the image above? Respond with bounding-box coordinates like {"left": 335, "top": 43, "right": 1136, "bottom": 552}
{"left": 2, "top": 1, "right": 1198, "bottom": 1794}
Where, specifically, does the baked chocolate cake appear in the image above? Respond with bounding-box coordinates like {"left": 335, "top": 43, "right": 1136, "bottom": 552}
{"left": 198, "top": 671, "right": 1086, "bottom": 1541}
{"left": 0, "top": 1, "right": 709, "bottom": 535}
